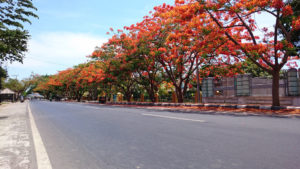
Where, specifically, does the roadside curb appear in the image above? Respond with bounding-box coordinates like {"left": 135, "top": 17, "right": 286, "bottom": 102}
{"left": 62, "top": 100, "right": 300, "bottom": 119}
{"left": 105, "top": 102, "right": 300, "bottom": 119}
{"left": 107, "top": 101, "right": 300, "bottom": 110}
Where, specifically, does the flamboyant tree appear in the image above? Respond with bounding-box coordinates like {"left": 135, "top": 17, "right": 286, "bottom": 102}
{"left": 76, "top": 61, "right": 104, "bottom": 100}
{"left": 34, "top": 80, "right": 50, "bottom": 98}
{"left": 170, "top": 0, "right": 300, "bottom": 106}
{"left": 91, "top": 44, "right": 117, "bottom": 101}
{"left": 280, "top": 0, "right": 300, "bottom": 54}
{"left": 38, "top": 62, "right": 105, "bottom": 101}
{"left": 93, "top": 28, "right": 162, "bottom": 102}
{"left": 31, "top": 75, "right": 50, "bottom": 96}
{"left": 124, "top": 20, "right": 165, "bottom": 102}
{"left": 57, "top": 64, "right": 94, "bottom": 101}
{"left": 91, "top": 2, "right": 244, "bottom": 103}
{"left": 92, "top": 35, "right": 137, "bottom": 102}
{"left": 142, "top": 3, "right": 233, "bottom": 102}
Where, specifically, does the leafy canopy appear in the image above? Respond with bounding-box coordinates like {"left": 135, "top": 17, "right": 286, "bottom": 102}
{"left": 0, "top": 0, "right": 38, "bottom": 63}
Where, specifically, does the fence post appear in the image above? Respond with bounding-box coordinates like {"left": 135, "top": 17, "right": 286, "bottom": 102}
{"left": 287, "top": 68, "right": 299, "bottom": 96}
{"left": 235, "top": 74, "right": 251, "bottom": 97}
{"left": 140, "top": 94, "right": 144, "bottom": 102}
{"left": 155, "top": 93, "right": 159, "bottom": 102}
{"left": 202, "top": 77, "right": 214, "bottom": 98}
{"left": 130, "top": 95, "right": 134, "bottom": 102}
{"left": 195, "top": 90, "right": 200, "bottom": 103}
{"left": 172, "top": 91, "right": 177, "bottom": 103}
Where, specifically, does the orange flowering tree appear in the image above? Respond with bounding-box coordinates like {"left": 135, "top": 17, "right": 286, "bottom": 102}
{"left": 76, "top": 61, "right": 104, "bottom": 100}
{"left": 58, "top": 63, "right": 104, "bottom": 101}
{"left": 92, "top": 27, "right": 164, "bottom": 102}
{"left": 91, "top": 43, "right": 118, "bottom": 101}
{"left": 124, "top": 21, "right": 166, "bottom": 102}
{"left": 92, "top": 37, "right": 138, "bottom": 102}
{"left": 170, "top": 0, "right": 300, "bottom": 106}
{"left": 34, "top": 75, "right": 52, "bottom": 98}
{"left": 36, "top": 62, "right": 105, "bottom": 102}
{"left": 91, "top": 2, "right": 244, "bottom": 103}
{"left": 44, "top": 69, "right": 74, "bottom": 100}
{"left": 34, "top": 73, "right": 67, "bottom": 100}
{"left": 138, "top": 3, "right": 238, "bottom": 102}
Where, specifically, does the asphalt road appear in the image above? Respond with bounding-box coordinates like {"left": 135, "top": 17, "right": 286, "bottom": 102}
{"left": 29, "top": 100, "right": 300, "bottom": 169}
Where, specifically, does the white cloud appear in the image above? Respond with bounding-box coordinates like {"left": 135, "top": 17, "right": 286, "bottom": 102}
{"left": 8, "top": 32, "right": 107, "bottom": 79}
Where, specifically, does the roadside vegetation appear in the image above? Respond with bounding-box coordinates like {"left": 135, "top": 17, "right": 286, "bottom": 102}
{"left": 0, "top": 0, "right": 38, "bottom": 102}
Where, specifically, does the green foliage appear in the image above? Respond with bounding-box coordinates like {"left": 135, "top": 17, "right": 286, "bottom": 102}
{"left": 280, "top": 0, "right": 300, "bottom": 54}
{"left": 242, "top": 60, "right": 270, "bottom": 77}
{"left": 0, "top": 66, "right": 7, "bottom": 89}
{"left": 3, "top": 78, "right": 25, "bottom": 93}
{"left": 0, "top": 66, "right": 7, "bottom": 79}
{"left": 23, "top": 74, "right": 49, "bottom": 95}
{"left": 0, "top": 0, "right": 38, "bottom": 63}
{"left": 0, "top": 29, "right": 29, "bottom": 63}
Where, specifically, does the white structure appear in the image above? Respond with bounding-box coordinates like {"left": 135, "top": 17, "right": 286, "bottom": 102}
{"left": 27, "top": 93, "right": 44, "bottom": 100}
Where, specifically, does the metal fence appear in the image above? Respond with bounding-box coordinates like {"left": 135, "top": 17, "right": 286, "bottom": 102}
{"left": 110, "top": 69, "right": 300, "bottom": 104}
{"left": 202, "top": 69, "right": 300, "bottom": 98}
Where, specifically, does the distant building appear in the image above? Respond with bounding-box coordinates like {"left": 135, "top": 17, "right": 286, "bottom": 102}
{"left": 27, "top": 93, "right": 44, "bottom": 100}
{"left": 0, "top": 88, "right": 16, "bottom": 102}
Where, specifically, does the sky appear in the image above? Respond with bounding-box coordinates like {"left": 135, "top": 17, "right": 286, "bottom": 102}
{"left": 6, "top": 0, "right": 174, "bottom": 79}
{"left": 6, "top": 0, "right": 277, "bottom": 80}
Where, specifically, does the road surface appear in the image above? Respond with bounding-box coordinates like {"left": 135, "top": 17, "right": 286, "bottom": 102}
{"left": 29, "top": 100, "right": 300, "bottom": 169}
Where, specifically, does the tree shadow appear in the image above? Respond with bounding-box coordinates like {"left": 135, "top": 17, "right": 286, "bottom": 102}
{"left": 0, "top": 116, "right": 8, "bottom": 120}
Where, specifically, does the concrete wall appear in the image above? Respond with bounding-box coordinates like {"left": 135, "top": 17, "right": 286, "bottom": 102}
{"left": 251, "top": 78, "right": 286, "bottom": 97}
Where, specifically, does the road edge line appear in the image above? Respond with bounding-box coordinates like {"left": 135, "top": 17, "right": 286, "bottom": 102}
{"left": 142, "top": 113, "right": 206, "bottom": 123}
{"left": 28, "top": 102, "right": 53, "bottom": 169}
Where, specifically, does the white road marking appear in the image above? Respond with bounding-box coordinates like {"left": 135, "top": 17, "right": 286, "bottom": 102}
{"left": 142, "top": 113, "right": 206, "bottom": 123}
{"left": 28, "top": 103, "right": 53, "bottom": 169}
{"left": 87, "top": 106, "right": 102, "bottom": 110}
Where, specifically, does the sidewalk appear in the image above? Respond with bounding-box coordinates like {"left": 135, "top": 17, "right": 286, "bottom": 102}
{"left": 0, "top": 102, "right": 34, "bottom": 169}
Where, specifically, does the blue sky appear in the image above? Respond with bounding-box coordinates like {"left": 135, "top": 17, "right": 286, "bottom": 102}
{"left": 7, "top": 0, "right": 174, "bottom": 79}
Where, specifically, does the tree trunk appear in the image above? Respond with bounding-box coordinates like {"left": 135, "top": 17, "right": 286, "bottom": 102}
{"left": 272, "top": 69, "right": 280, "bottom": 107}
{"left": 77, "top": 96, "right": 81, "bottom": 102}
{"left": 148, "top": 91, "right": 155, "bottom": 102}
{"left": 124, "top": 91, "right": 131, "bottom": 102}
{"left": 76, "top": 92, "right": 82, "bottom": 102}
{"left": 125, "top": 95, "right": 131, "bottom": 102}
{"left": 176, "top": 87, "right": 184, "bottom": 103}
{"left": 146, "top": 85, "right": 156, "bottom": 102}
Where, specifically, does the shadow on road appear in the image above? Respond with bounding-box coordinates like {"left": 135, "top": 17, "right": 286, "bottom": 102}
{"left": 0, "top": 116, "right": 8, "bottom": 120}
